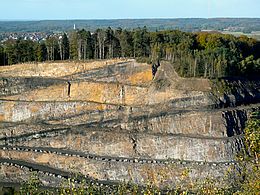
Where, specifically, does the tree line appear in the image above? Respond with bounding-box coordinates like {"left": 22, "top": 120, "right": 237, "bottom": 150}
{"left": 0, "top": 27, "right": 260, "bottom": 78}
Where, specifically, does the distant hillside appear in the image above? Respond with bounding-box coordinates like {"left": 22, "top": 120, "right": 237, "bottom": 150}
{"left": 0, "top": 18, "right": 260, "bottom": 33}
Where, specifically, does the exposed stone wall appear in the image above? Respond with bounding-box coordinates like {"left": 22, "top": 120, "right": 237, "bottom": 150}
{"left": 0, "top": 59, "right": 259, "bottom": 188}
{"left": 0, "top": 149, "right": 234, "bottom": 188}
{"left": 211, "top": 78, "right": 260, "bottom": 107}
{"left": 0, "top": 100, "right": 119, "bottom": 122}
{"left": 0, "top": 59, "right": 129, "bottom": 78}
{"left": 0, "top": 165, "right": 66, "bottom": 187}
{"left": 1, "top": 100, "right": 257, "bottom": 137}
{"left": 0, "top": 77, "right": 64, "bottom": 97}
{"left": 6, "top": 128, "right": 243, "bottom": 162}
{"left": 1, "top": 82, "right": 209, "bottom": 107}
{"left": 0, "top": 123, "right": 66, "bottom": 140}
{"left": 121, "top": 105, "right": 259, "bottom": 137}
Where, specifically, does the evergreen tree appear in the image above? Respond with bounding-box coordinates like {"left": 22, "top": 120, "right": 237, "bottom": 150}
{"left": 0, "top": 45, "right": 5, "bottom": 65}
{"left": 36, "top": 42, "right": 47, "bottom": 62}
{"left": 133, "top": 27, "right": 150, "bottom": 57}
{"left": 61, "top": 33, "right": 70, "bottom": 60}
{"left": 69, "top": 31, "right": 78, "bottom": 60}
{"left": 77, "top": 29, "right": 93, "bottom": 60}
{"left": 118, "top": 30, "right": 133, "bottom": 57}
{"left": 133, "top": 28, "right": 143, "bottom": 58}
{"left": 4, "top": 40, "right": 17, "bottom": 65}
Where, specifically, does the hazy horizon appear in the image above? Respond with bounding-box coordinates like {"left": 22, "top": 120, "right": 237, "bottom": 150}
{"left": 1, "top": 0, "right": 259, "bottom": 20}
{"left": 1, "top": 17, "right": 260, "bottom": 22}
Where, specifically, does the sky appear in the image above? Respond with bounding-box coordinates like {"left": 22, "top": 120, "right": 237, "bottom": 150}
{"left": 0, "top": 0, "right": 259, "bottom": 20}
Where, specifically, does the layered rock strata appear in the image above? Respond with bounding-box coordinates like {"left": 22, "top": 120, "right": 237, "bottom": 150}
{"left": 0, "top": 59, "right": 259, "bottom": 188}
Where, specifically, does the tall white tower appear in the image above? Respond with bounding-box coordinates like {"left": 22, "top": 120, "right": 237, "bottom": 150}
{"left": 74, "top": 24, "right": 76, "bottom": 30}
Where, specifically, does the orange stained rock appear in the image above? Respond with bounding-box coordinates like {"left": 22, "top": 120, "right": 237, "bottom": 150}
{"left": 127, "top": 68, "right": 153, "bottom": 85}
{"left": 0, "top": 59, "right": 130, "bottom": 78}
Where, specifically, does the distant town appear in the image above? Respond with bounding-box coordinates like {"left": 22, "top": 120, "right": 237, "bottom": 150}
{"left": 0, "top": 32, "right": 50, "bottom": 42}
{"left": 0, "top": 24, "right": 77, "bottom": 42}
{"left": 0, "top": 18, "right": 260, "bottom": 43}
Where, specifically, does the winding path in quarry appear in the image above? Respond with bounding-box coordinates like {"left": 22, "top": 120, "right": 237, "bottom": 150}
{"left": 0, "top": 59, "right": 260, "bottom": 188}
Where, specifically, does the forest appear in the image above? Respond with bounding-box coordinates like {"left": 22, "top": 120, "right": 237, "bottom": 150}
{"left": 0, "top": 27, "right": 260, "bottom": 78}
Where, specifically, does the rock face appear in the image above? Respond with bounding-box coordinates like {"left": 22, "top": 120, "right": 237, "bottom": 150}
{"left": 0, "top": 59, "right": 259, "bottom": 188}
